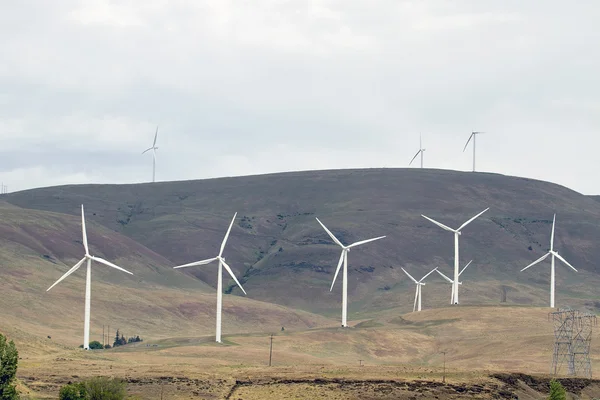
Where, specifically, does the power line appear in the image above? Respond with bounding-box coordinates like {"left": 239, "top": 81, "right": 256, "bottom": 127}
{"left": 269, "top": 334, "right": 274, "bottom": 367}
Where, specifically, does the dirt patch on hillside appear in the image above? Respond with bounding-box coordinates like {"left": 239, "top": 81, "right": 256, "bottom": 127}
{"left": 225, "top": 378, "right": 516, "bottom": 399}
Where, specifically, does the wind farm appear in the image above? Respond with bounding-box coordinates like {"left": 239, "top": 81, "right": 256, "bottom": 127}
{"left": 1, "top": 169, "right": 599, "bottom": 399}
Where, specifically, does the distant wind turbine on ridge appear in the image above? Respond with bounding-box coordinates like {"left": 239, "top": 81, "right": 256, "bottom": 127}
{"left": 421, "top": 208, "right": 489, "bottom": 305}
{"left": 401, "top": 267, "right": 438, "bottom": 312}
{"left": 463, "top": 131, "right": 484, "bottom": 172}
{"left": 520, "top": 214, "right": 577, "bottom": 308}
{"left": 436, "top": 260, "right": 473, "bottom": 305}
{"left": 142, "top": 126, "right": 159, "bottom": 183}
{"left": 316, "top": 218, "right": 385, "bottom": 327}
{"left": 173, "top": 213, "right": 247, "bottom": 343}
{"left": 409, "top": 134, "right": 426, "bottom": 168}
{"left": 47, "top": 205, "right": 133, "bottom": 350}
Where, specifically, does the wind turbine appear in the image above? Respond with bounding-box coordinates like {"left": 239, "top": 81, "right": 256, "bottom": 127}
{"left": 436, "top": 260, "right": 473, "bottom": 305}
{"left": 46, "top": 205, "right": 133, "bottom": 350}
{"left": 173, "top": 213, "right": 247, "bottom": 343}
{"left": 421, "top": 208, "right": 489, "bottom": 305}
{"left": 142, "top": 126, "right": 159, "bottom": 182}
{"left": 409, "top": 134, "right": 426, "bottom": 168}
{"left": 316, "top": 218, "right": 386, "bottom": 327}
{"left": 401, "top": 267, "right": 438, "bottom": 312}
{"left": 463, "top": 131, "right": 484, "bottom": 172}
{"left": 520, "top": 214, "right": 577, "bottom": 308}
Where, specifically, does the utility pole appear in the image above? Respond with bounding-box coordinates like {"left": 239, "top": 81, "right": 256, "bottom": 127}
{"left": 269, "top": 334, "right": 274, "bottom": 367}
{"left": 103, "top": 325, "right": 105, "bottom": 347}
{"left": 441, "top": 351, "right": 447, "bottom": 383}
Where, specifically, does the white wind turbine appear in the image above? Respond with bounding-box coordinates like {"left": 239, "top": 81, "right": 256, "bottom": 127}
{"left": 436, "top": 260, "right": 473, "bottom": 305}
{"left": 316, "top": 218, "right": 385, "bottom": 327}
{"left": 174, "top": 213, "right": 247, "bottom": 343}
{"left": 520, "top": 214, "right": 577, "bottom": 308}
{"left": 463, "top": 131, "right": 484, "bottom": 172}
{"left": 401, "top": 267, "right": 438, "bottom": 312}
{"left": 409, "top": 134, "right": 426, "bottom": 168}
{"left": 421, "top": 208, "right": 489, "bottom": 305}
{"left": 142, "top": 126, "right": 159, "bottom": 183}
{"left": 47, "top": 205, "right": 133, "bottom": 350}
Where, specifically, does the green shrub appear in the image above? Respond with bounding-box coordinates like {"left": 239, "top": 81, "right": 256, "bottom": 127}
{"left": 85, "top": 377, "right": 126, "bottom": 400}
{"left": 59, "top": 382, "right": 87, "bottom": 400}
{"left": 88, "top": 341, "right": 104, "bottom": 350}
{"left": 0, "top": 333, "right": 19, "bottom": 399}
{"left": 59, "top": 377, "right": 127, "bottom": 400}
{"left": 549, "top": 379, "right": 566, "bottom": 400}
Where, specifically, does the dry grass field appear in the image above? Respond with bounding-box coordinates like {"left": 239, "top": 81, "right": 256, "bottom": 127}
{"left": 4, "top": 306, "right": 599, "bottom": 399}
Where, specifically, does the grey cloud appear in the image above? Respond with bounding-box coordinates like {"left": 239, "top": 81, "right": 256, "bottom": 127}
{"left": 1, "top": 1, "right": 599, "bottom": 193}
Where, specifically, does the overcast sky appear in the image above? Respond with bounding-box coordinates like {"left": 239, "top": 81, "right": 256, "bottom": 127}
{"left": 1, "top": 1, "right": 599, "bottom": 194}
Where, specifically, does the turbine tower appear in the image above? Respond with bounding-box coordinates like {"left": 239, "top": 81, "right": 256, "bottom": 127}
{"left": 47, "top": 205, "right": 133, "bottom": 350}
{"left": 401, "top": 267, "right": 438, "bottom": 312}
{"left": 409, "top": 134, "right": 426, "bottom": 168}
{"left": 142, "top": 126, "right": 159, "bottom": 182}
{"left": 174, "top": 213, "right": 247, "bottom": 343}
{"left": 436, "top": 260, "right": 472, "bottom": 304}
{"left": 316, "top": 218, "right": 385, "bottom": 327}
{"left": 520, "top": 214, "right": 577, "bottom": 308}
{"left": 421, "top": 208, "right": 489, "bottom": 305}
{"left": 463, "top": 131, "right": 484, "bottom": 172}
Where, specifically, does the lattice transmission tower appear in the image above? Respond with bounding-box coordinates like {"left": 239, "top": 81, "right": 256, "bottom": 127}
{"left": 550, "top": 308, "right": 597, "bottom": 378}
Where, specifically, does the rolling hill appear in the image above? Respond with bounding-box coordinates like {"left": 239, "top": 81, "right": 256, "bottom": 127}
{"left": 1, "top": 168, "right": 599, "bottom": 326}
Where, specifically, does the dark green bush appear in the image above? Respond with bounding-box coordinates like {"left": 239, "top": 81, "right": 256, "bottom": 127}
{"left": 0, "top": 333, "right": 19, "bottom": 399}
{"left": 59, "top": 382, "right": 87, "bottom": 400}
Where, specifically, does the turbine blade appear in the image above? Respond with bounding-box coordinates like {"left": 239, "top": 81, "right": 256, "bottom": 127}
{"left": 142, "top": 147, "right": 153, "bottom": 154}
{"left": 409, "top": 150, "right": 421, "bottom": 166}
{"left": 413, "top": 285, "right": 419, "bottom": 312}
{"left": 550, "top": 214, "right": 556, "bottom": 251}
{"left": 458, "top": 208, "right": 489, "bottom": 231}
{"left": 153, "top": 126, "right": 158, "bottom": 146}
{"left": 81, "top": 205, "right": 89, "bottom": 255}
{"left": 330, "top": 251, "right": 345, "bottom": 291}
{"left": 401, "top": 267, "right": 418, "bottom": 284}
{"left": 47, "top": 257, "right": 87, "bottom": 291}
{"left": 521, "top": 252, "right": 551, "bottom": 272}
{"left": 463, "top": 133, "right": 474, "bottom": 152}
{"left": 316, "top": 218, "right": 344, "bottom": 247}
{"left": 91, "top": 256, "right": 133, "bottom": 275}
{"left": 459, "top": 260, "right": 473, "bottom": 276}
{"left": 419, "top": 267, "right": 439, "bottom": 282}
{"left": 554, "top": 253, "right": 578, "bottom": 272}
{"left": 219, "top": 213, "right": 238, "bottom": 257}
{"left": 348, "top": 236, "right": 386, "bottom": 248}
{"left": 421, "top": 215, "right": 456, "bottom": 232}
{"left": 222, "top": 260, "right": 247, "bottom": 295}
{"left": 174, "top": 257, "right": 219, "bottom": 269}
{"left": 435, "top": 269, "right": 454, "bottom": 283}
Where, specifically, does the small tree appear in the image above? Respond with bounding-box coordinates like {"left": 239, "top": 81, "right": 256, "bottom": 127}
{"left": 88, "top": 341, "right": 104, "bottom": 350}
{"left": 85, "top": 377, "right": 126, "bottom": 400}
{"left": 549, "top": 379, "right": 567, "bottom": 400}
{"left": 59, "top": 382, "right": 87, "bottom": 400}
{"left": 0, "top": 333, "right": 19, "bottom": 399}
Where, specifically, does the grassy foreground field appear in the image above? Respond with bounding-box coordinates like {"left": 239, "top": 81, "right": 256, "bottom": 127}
{"left": 5, "top": 306, "right": 600, "bottom": 399}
